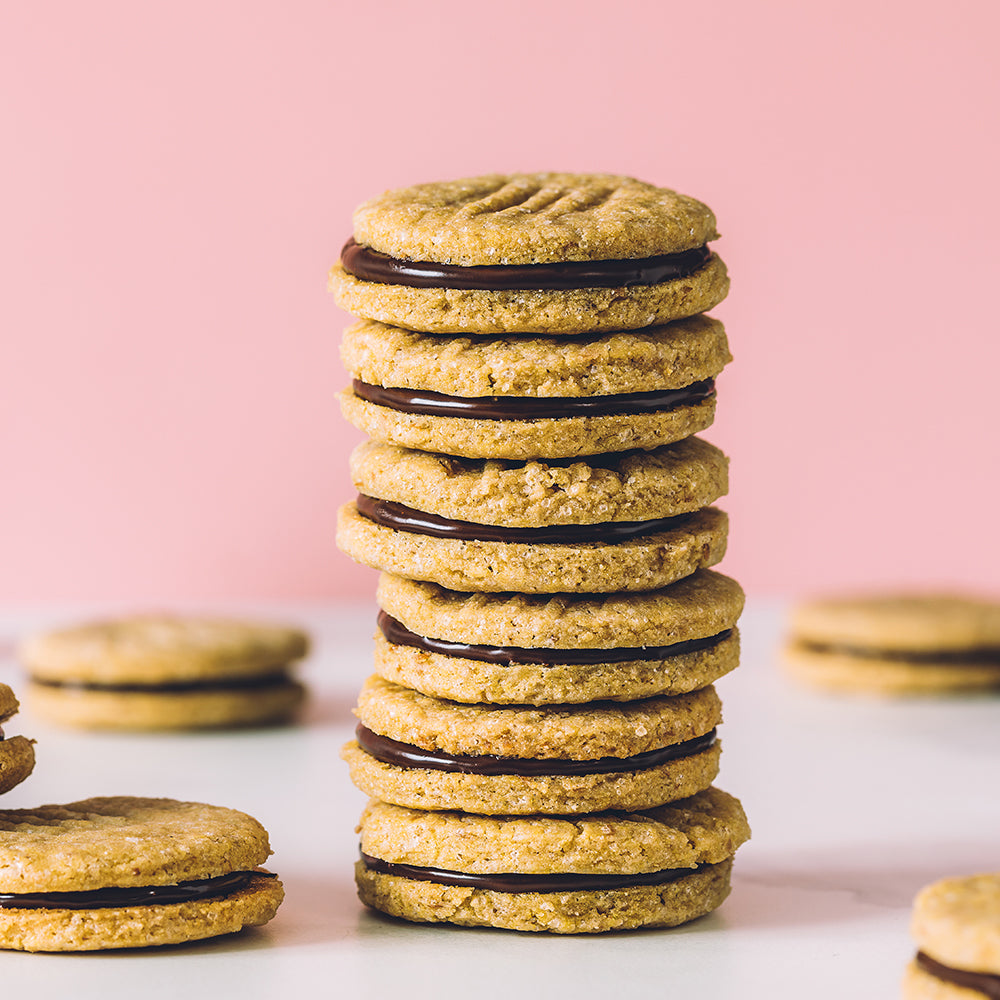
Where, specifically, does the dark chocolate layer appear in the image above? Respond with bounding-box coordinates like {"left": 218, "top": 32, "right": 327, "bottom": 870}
{"left": 916, "top": 951, "right": 1000, "bottom": 1000}
{"left": 30, "top": 672, "right": 292, "bottom": 695}
{"left": 801, "top": 642, "right": 1000, "bottom": 665}
{"left": 355, "top": 724, "right": 717, "bottom": 777}
{"left": 340, "top": 237, "right": 713, "bottom": 291}
{"left": 378, "top": 611, "right": 731, "bottom": 666}
{"left": 0, "top": 870, "right": 275, "bottom": 911}
{"left": 352, "top": 378, "right": 715, "bottom": 421}
{"left": 356, "top": 494, "right": 691, "bottom": 544}
{"left": 361, "top": 852, "right": 702, "bottom": 893}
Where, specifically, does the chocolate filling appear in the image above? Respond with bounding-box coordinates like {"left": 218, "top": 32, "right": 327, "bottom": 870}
{"left": 361, "top": 852, "right": 702, "bottom": 893}
{"left": 340, "top": 237, "right": 713, "bottom": 291}
{"left": 355, "top": 723, "right": 717, "bottom": 776}
{"left": 356, "top": 494, "right": 691, "bottom": 544}
{"left": 352, "top": 378, "right": 716, "bottom": 421}
{"left": 801, "top": 642, "right": 1000, "bottom": 665}
{"left": 916, "top": 951, "right": 1000, "bottom": 1000}
{"left": 0, "top": 870, "right": 275, "bottom": 911}
{"left": 30, "top": 672, "right": 292, "bottom": 694}
{"left": 378, "top": 611, "right": 731, "bottom": 666}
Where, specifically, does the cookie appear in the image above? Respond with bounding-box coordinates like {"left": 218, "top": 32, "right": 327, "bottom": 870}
{"left": 905, "top": 873, "right": 1000, "bottom": 998}
{"left": 328, "top": 173, "right": 729, "bottom": 335}
{"left": 355, "top": 786, "right": 750, "bottom": 933}
{"left": 0, "top": 796, "right": 283, "bottom": 951}
{"left": 20, "top": 614, "right": 310, "bottom": 730}
{"left": 0, "top": 684, "right": 35, "bottom": 795}
{"left": 373, "top": 569, "right": 744, "bottom": 705}
{"left": 784, "top": 594, "right": 1000, "bottom": 695}
{"left": 341, "top": 675, "right": 722, "bottom": 814}
{"left": 340, "top": 316, "right": 730, "bottom": 459}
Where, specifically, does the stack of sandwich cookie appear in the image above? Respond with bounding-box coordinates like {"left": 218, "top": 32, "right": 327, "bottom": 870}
{"left": 0, "top": 684, "right": 34, "bottom": 795}
{"left": 905, "top": 873, "right": 1000, "bottom": 998}
{"left": 0, "top": 797, "right": 283, "bottom": 952}
{"left": 331, "top": 172, "right": 748, "bottom": 932}
{"left": 20, "top": 614, "right": 310, "bottom": 729}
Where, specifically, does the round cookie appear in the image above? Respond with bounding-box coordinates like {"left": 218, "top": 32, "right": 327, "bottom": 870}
{"left": 784, "top": 594, "right": 1000, "bottom": 695}
{"left": 0, "top": 797, "right": 283, "bottom": 952}
{"left": 340, "top": 317, "right": 730, "bottom": 459}
{"left": 905, "top": 874, "right": 1000, "bottom": 998}
{"left": 350, "top": 437, "right": 728, "bottom": 528}
{"left": 328, "top": 173, "right": 729, "bottom": 335}
{"left": 0, "top": 684, "right": 35, "bottom": 795}
{"left": 20, "top": 614, "right": 310, "bottom": 730}
{"left": 355, "top": 786, "right": 750, "bottom": 933}
{"left": 342, "top": 676, "right": 722, "bottom": 814}
{"left": 337, "top": 500, "right": 727, "bottom": 594}
{"left": 373, "top": 569, "right": 745, "bottom": 705}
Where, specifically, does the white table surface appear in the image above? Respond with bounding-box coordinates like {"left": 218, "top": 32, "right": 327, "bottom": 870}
{"left": 0, "top": 599, "right": 997, "bottom": 998}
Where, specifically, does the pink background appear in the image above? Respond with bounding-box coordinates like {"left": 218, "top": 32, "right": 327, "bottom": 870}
{"left": 3, "top": 1, "right": 998, "bottom": 602}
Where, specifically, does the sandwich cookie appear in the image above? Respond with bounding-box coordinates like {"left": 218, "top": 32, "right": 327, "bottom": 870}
{"left": 340, "top": 315, "right": 731, "bottom": 459}
{"left": 355, "top": 786, "right": 750, "bottom": 933}
{"left": 338, "top": 440, "right": 728, "bottom": 594}
{"left": 373, "top": 569, "right": 744, "bottom": 705}
{"left": 0, "top": 684, "right": 35, "bottom": 794}
{"left": 905, "top": 873, "right": 1000, "bottom": 998}
{"left": 784, "top": 594, "right": 1000, "bottom": 695}
{"left": 329, "top": 173, "right": 729, "bottom": 335}
{"left": 20, "top": 614, "right": 310, "bottom": 730}
{"left": 342, "top": 675, "right": 722, "bottom": 815}
{"left": 0, "top": 796, "right": 283, "bottom": 951}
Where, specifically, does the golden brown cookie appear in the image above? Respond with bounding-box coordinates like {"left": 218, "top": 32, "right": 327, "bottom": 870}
{"left": 342, "top": 676, "right": 722, "bottom": 814}
{"left": 905, "top": 873, "right": 1000, "bottom": 998}
{"left": 0, "top": 797, "right": 283, "bottom": 951}
{"left": 784, "top": 594, "right": 1000, "bottom": 695}
{"left": 328, "top": 173, "right": 728, "bottom": 334}
{"left": 355, "top": 786, "right": 750, "bottom": 933}
{"left": 339, "top": 317, "right": 730, "bottom": 459}
{"left": 373, "top": 569, "right": 744, "bottom": 704}
{"left": 0, "top": 684, "right": 35, "bottom": 795}
{"left": 20, "top": 614, "right": 310, "bottom": 730}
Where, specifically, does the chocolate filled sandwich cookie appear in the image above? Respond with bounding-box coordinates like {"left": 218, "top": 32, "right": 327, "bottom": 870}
{"left": 20, "top": 614, "right": 309, "bottom": 730}
{"left": 905, "top": 873, "right": 1000, "bottom": 998}
{"left": 0, "top": 684, "right": 35, "bottom": 795}
{"left": 0, "top": 797, "right": 283, "bottom": 951}
{"left": 340, "top": 315, "right": 730, "bottom": 459}
{"left": 355, "top": 786, "right": 750, "bottom": 933}
{"left": 784, "top": 593, "right": 1000, "bottom": 695}
{"left": 342, "top": 675, "right": 723, "bottom": 815}
{"left": 374, "top": 569, "right": 744, "bottom": 705}
{"left": 338, "top": 439, "right": 729, "bottom": 594}
{"left": 329, "top": 173, "right": 729, "bottom": 335}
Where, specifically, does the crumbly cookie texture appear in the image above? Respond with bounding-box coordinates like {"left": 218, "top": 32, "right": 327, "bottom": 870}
{"left": 341, "top": 387, "right": 717, "bottom": 460}
{"left": 350, "top": 173, "right": 719, "bottom": 265}
{"left": 20, "top": 614, "right": 309, "bottom": 684}
{"left": 27, "top": 680, "right": 306, "bottom": 731}
{"left": 0, "top": 874, "right": 283, "bottom": 953}
{"left": 783, "top": 645, "right": 1000, "bottom": 695}
{"left": 912, "top": 874, "right": 1000, "bottom": 974}
{"left": 328, "top": 254, "right": 728, "bottom": 335}
{"left": 355, "top": 675, "right": 721, "bottom": 758}
{"left": 789, "top": 594, "right": 1000, "bottom": 652}
{"left": 342, "top": 739, "right": 720, "bottom": 815}
{"left": 0, "top": 737, "right": 36, "bottom": 795}
{"left": 337, "top": 501, "right": 727, "bottom": 594}
{"left": 359, "top": 787, "right": 750, "bottom": 873}
{"left": 376, "top": 569, "right": 745, "bottom": 649}
{"left": 0, "top": 684, "right": 19, "bottom": 724}
{"left": 0, "top": 797, "right": 271, "bottom": 892}
{"left": 351, "top": 437, "right": 728, "bottom": 527}
{"left": 341, "top": 316, "right": 731, "bottom": 397}
{"left": 357, "top": 857, "right": 732, "bottom": 934}
{"left": 372, "top": 628, "right": 741, "bottom": 706}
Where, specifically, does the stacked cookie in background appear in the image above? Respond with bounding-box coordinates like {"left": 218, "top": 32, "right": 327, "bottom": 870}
{"left": 331, "top": 173, "right": 750, "bottom": 933}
